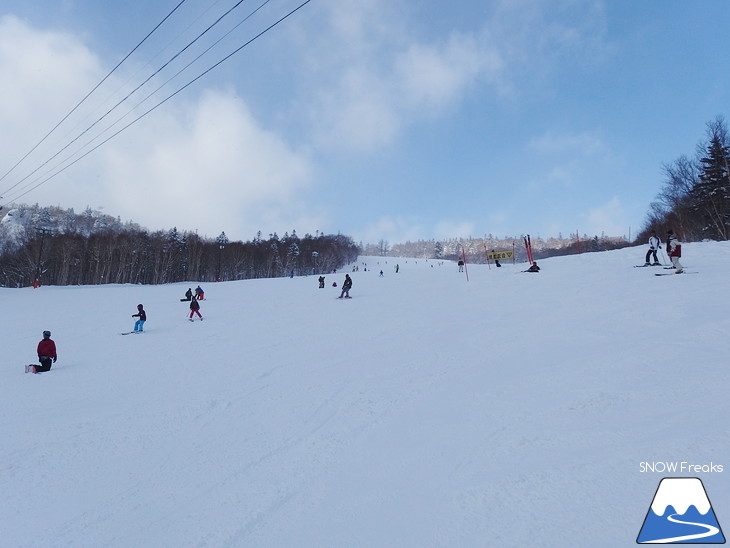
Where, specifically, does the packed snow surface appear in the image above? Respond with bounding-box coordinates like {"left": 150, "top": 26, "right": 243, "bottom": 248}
{"left": 4, "top": 242, "right": 730, "bottom": 547}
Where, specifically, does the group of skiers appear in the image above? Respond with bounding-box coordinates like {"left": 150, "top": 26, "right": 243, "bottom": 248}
{"left": 643, "top": 229, "right": 683, "bottom": 273}
{"left": 317, "top": 273, "right": 354, "bottom": 298}
{"left": 179, "top": 286, "right": 205, "bottom": 321}
{"left": 29, "top": 233, "right": 687, "bottom": 373}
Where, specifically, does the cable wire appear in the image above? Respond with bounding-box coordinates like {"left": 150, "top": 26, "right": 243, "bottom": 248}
{"left": 0, "top": 0, "right": 189, "bottom": 192}
{"left": 2, "top": 0, "right": 313, "bottom": 205}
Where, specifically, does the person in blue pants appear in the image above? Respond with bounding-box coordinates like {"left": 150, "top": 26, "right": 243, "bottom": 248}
{"left": 132, "top": 304, "right": 146, "bottom": 332}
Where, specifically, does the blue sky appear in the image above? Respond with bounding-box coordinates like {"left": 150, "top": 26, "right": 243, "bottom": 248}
{"left": 0, "top": 0, "right": 728, "bottom": 244}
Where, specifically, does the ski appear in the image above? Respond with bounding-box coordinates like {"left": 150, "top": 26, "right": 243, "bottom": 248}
{"left": 655, "top": 271, "right": 697, "bottom": 276}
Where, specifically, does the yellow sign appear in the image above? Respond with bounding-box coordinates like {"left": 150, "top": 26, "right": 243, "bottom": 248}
{"left": 487, "top": 250, "right": 513, "bottom": 261}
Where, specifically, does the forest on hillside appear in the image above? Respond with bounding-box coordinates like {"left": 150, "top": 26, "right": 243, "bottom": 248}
{"left": 360, "top": 233, "right": 628, "bottom": 264}
{"left": 0, "top": 205, "right": 358, "bottom": 287}
{"left": 2, "top": 115, "right": 727, "bottom": 286}
{"left": 635, "top": 116, "right": 730, "bottom": 243}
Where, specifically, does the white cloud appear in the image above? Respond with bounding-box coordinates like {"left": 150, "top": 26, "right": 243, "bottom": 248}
{"left": 434, "top": 219, "right": 477, "bottom": 240}
{"left": 394, "top": 32, "right": 502, "bottom": 111}
{"left": 0, "top": 15, "right": 103, "bottom": 171}
{"left": 0, "top": 17, "right": 320, "bottom": 241}
{"left": 581, "top": 197, "right": 629, "bottom": 237}
{"left": 101, "top": 88, "right": 319, "bottom": 239}
{"left": 304, "top": 1, "right": 505, "bottom": 152}
{"left": 355, "top": 216, "right": 426, "bottom": 245}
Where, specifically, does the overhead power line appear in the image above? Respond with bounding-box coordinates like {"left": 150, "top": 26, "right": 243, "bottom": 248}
{"left": 0, "top": 0, "right": 189, "bottom": 194}
{"left": 1, "top": 0, "right": 259, "bottom": 202}
{"left": 1, "top": 0, "right": 314, "bottom": 206}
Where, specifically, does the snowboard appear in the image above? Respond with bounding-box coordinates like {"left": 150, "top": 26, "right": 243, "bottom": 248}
{"left": 121, "top": 331, "right": 144, "bottom": 335}
{"left": 25, "top": 365, "right": 50, "bottom": 374}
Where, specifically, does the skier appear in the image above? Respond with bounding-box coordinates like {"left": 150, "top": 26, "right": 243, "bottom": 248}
{"left": 189, "top": 297, "right": 203, "bottom": 321}
{"left": 33, "top": 330, "right": 57, "bottom": 373}
{"left": 132, "top": 304, "right": 147, "bottom": 332}
{"left": 666, "top": 230, "right": 683, "bottom": 273}
{"left": 339, "top": 274, "right": 353, "bottom": 298}
{"left": 318, "top": 276, "right": 325, "bottom": 288}
{"left": 644, "top": 231, "right": 662, "bottom": 266}
{"left": 195, "top": 285, "right": 204, "bottom": 300}
{"left": 458, "top": 259, "right": 464, "bottom": 272}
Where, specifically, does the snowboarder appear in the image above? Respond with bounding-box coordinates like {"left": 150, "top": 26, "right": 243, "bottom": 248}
{"left": 525, "top": 262, "right": 540, "bottom": 273}
{"left": 181, "top": 288, "right": 193, "bottom": 301}
{"left": 132, "top": 304, "right": 147, "bottom": 332}
{"left": 339, "top": 274, "right": 353, "bottom": 298}
{"left": 666, "top": 230, "right": 683, "bottom": 273}
{"left": 318, "top": 276, "right": 325, "bottom": 288}
{"left": 644, "top": 231, "right": 662, "bottom": 266}
{"left": 492, "top": 250, "right": 502, "bottom": 268}
{"left": 189, "top": 297, "right": 203, "bottom": 320}
{"left": 34, "top": 330, "right": 57, "bottom": 373}
{"left": 195, "top": 285, "right": 204, "bottom": 300}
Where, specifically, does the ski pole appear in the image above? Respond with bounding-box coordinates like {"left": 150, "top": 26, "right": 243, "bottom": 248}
{"left": 660, "top": 248, "right": 669, "bottom": 266}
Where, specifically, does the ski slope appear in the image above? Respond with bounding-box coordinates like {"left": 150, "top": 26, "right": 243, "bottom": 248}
{"left": 3, "top": 242, "right": 730, "bottom": 547}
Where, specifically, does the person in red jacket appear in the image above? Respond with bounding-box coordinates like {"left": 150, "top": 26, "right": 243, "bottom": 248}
{"left": 35, "top": 330, "right": 57, "bottom": 373}
{"left": 666, "top": 230, "right": 683, "bottom": 273}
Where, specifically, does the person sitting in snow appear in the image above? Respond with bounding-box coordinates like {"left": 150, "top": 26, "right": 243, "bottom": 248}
{"left": 33, "top": 330, "right": 57, "bottom": 373}
{"left": 525, "top": 262, "right": 540, "bottom": 273}
{"left": 181, "top": 288, "right": 193, "bottom": 301}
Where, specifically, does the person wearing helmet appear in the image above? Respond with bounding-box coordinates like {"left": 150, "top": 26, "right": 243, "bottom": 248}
{"left": 132, "top": 304, "right": 147, "bottom": 333}
{"left": 34, "top": 330, "right": 57, "bottom": 373}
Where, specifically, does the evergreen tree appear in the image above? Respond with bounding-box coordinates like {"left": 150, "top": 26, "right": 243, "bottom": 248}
{"left": 691, "top": 118, "right": 730, "bottom": 240}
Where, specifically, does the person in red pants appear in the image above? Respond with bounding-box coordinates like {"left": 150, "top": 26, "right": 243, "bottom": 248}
{"left": 189, "top": 297, "right": 203, "bottom": 321}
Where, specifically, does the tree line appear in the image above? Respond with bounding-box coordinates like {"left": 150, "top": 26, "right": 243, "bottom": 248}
{"left": 638, "top": 115, "right": 730, "bottom": 243}
{"left": 362, "top": 233, "right": 628, "bottom": 264}
{"left": 0, "top": 205, "right": 359, "bottom": 287}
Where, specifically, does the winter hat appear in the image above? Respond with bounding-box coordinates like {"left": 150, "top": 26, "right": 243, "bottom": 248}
{"left": 43, "top": 330, "right": 51, "bottom": 339}
{"left": 137, "top": 304, "right": 144, "bottom": 309}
